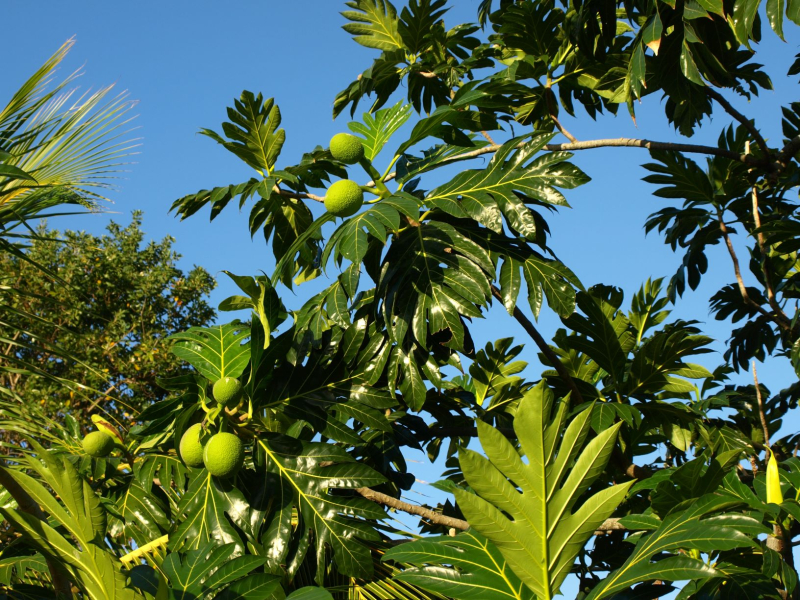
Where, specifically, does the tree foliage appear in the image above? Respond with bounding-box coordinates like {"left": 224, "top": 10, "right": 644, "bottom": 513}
{"left": 4, "top": 1, "right": 800, "bottom": 598}
{"left": 0, "top": 212, "right": 216, "bottom": 433}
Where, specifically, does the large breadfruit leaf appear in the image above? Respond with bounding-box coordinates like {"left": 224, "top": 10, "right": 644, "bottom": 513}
{"left": 453, "top": 382, "right": 634, "bottom": 599}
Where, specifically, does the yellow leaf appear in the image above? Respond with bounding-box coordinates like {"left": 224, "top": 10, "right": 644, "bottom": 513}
{"left": 91, "top": 414, "right": 125, "bottom": 445}
{"left": 767, "top": 451, "right": 783, "bottom": 505}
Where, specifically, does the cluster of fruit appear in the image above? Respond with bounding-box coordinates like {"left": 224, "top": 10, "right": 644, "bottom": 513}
{"left": 324, "top": 133, "right": 367, "bottom": 217}
{"left": 81, "top": 376, "right": 246, "bottom": 479}
{"left": 178, "top": 425, "right": 243, "bottom": 479}
{"left": 177, "top": 377, "right": 245, "bottom": 479}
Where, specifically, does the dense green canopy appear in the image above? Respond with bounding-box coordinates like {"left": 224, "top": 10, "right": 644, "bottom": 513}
{"left": 3, "top": 1, "right": 800, "bottom": 598}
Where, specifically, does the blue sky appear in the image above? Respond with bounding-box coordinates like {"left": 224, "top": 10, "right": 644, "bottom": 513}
{"left": 5, "top": 0, "right": 795, "bottom": 385}
{"left": 5, "top": 0, "right": 800, "bottom": 584}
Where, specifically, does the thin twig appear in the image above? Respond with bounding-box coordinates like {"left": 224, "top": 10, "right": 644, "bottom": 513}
{"left": 717, "top": 208, "right": 791, "bottom": 331}
{"left": 752, "top": 361, "right": 771, "bottom": 449}
{"left": 545, "top": 88, "right": 579, "bottom": 143}
{"left": 751, "top": 186, "right": 788, "bottom": 324}
{"left": 489, "top": 285, "right": 584, "bottom": 405}
{"left": 550, "top": 113, "right": 579, "bottom": 143}
{"left": 356, "top": 487, "right": 623, "bottom": 534}
{"left": 481, "top": 131, "right": 497, "bottom": 145}
{"left": 705, "top": 87, "right": 770, "bottom": 159}
{"left": 489, "top": 285, "right": 650, "bottom": 480}
{"left": 274, "top": 186, "right": 324, "bottom": 203}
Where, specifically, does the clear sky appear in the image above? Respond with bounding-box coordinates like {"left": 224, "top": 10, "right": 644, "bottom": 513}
{"left": 5, "top": 0, "right": 800, "bottom": 586}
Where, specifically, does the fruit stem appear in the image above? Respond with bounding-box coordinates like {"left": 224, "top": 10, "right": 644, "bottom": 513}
{"left": 359, "top": 185, "right": 382, "bottom": 197}
{"left": 381, "top": 155, "right": 400, "bottom": 182}
{"left": 359, "top": 158, "right": 392, "bottom": 198}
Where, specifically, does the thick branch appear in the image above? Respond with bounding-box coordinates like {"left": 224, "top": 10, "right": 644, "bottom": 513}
{"left": 357, "top": 487, "right": 469, "bottom": 531}
{"left": 435, "top": 138, "right": 755, "bottom": 169}
{"left": 356, "top": 487, "right": 623, "bottom": 534}
{"left": 281, "top": 137, "right": 756, "bottom": 205}
{"left": 705, "top": 88, "right": 770, "bottom": 159}
{"left": 0, "top": 465, "right": 73, "bottom": 597}
{"left": 545, "top": 138, "right": 754, "bottom": 162}
{"left": 777, "top": 135, "right": 800, "bottom": 167}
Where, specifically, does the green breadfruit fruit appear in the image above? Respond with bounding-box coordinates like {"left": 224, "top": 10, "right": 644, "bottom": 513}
{"left": 179, "top": 423, "right": 206, "bottom": 468}
{"left": 325, "top": 179, "right": 364, "bottom": 217}
{"left": 329, "top": 133, "right": 365, "bottom": 164}
{"left": 213, "top": 377, "right": 243, "bottom": 407}
{"left": 203, "top": 432, "right": 244, "bottom": 479}
{"left": 82, "top": 431, "right": 115, "bottom": 458}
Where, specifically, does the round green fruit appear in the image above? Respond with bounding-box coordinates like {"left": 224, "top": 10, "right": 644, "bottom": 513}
{"left": 179, "top": 423, "right": 206, "bottom": 468}
{"left": 325, "top": 180, "right": 363, "bottom": 217}
{"left": 203, "top": 433, "right": 244, "bottom": 479}
{"left": 82, "top": 431, "right": 115, "bottom": 458}
{"left": 329, "top": 133, "right": 364, "bottom": 164}
{"left": 213, "top": 377, "right": 243, "bottom": 407}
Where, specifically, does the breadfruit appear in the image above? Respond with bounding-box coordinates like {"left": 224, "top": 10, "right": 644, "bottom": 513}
{"left": 329, "top": 133, "right": 365, "bottom": 164}
{"left": 203, "top": 432, "right": 244, "bottom": 479}
{"left": 179, "top": 423, "right": 205, "bottom": 468}
{"left": 82, "top": 431, "right": 115, "bottom": 458}
{"left": 324, "top": 180, "right": 363, "bottom": 217}
{"left": 213, "top": 377, "right": 243, "bottom": 407}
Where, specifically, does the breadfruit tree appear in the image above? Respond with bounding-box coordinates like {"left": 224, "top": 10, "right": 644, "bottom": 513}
{"left": 4, "top": 1, "right": 800, "bottom": 599}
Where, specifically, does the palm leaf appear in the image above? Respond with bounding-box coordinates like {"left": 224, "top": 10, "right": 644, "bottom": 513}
{"left": 1, "top": 40, "right": 138, "bottom": 214}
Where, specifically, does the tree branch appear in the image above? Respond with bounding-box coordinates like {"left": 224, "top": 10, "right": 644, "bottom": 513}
{"left": 280, "top": 137, "right": 757, "bottom": 205}
{"left": 274, "top": 186, "right": 324, "bottom": 203}
{"left": 489, "top": 285, "right": 651, "bottom": 480}
{"left": 751, "top": 186, "right": 790, "bottom": 325}
{"left": 716, "top": 208, "right": 792, "bottom": 331}
{"left": 435, "top": 138, "right": 756, "bottom": 169}
{"left": 752, "top": 361, "right": 771, "bottom": 450}
{"left": 356, "top": 487, "right": 623, "bottom": 534}
{"left": 356, "top": 487, "right": 469, "bottom": 531}
{"left": 705, "top": 88, "right": 770, "bottom": 159}
{"left": 546, "top": 88, "right": 579, "bottom": 143}
{"left": 777, "top": 135, "right": 800, "bottom": 168}
{"left": 489, "top": 285, "right": 584, "bottom": 405}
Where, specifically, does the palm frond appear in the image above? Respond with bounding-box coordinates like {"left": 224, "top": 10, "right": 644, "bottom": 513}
{"left": 0, "top": 38, "right": 139, "bottom": 221}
